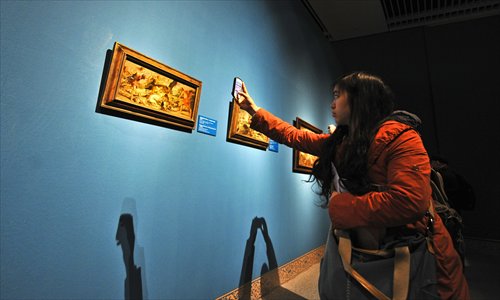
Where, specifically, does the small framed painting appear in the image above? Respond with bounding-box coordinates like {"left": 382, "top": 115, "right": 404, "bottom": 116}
{"left": 226, "top": 100, "right": 269, "bottom": 150}
{"left": 100, "top": 42, "right": 202, "bottom": 130}
{"left": 292, "top": 117, "right": 322, "bottom": 174}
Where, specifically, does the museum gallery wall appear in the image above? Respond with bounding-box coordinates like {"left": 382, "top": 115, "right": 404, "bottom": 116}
{"left": 0, "top": 1, "right": 338, "bottom": 299}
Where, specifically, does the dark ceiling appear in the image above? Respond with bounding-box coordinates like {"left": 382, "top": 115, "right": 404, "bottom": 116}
{"left": 303, "top": 0, "right": 500, "bottom": 41}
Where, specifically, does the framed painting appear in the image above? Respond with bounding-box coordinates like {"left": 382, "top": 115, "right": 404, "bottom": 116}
{"left": 100, "top": 42, "right": 202, "bottom": 130}
{"left": 292, "top": 117, "right": 322, "bottom": 174}
{"left": 226, "top": 100, "right": 269, "bottom": 150}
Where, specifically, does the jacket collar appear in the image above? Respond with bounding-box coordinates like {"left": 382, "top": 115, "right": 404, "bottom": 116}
{"left": 368, "top": 111, "right": 421, "bottom": 167}
{"left": 383, "top": 110, "right": 421, "bottom": 130}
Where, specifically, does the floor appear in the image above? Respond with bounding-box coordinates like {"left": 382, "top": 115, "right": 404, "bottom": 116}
{"left": 261, "top": 238, "right": 500, "bottom": 300}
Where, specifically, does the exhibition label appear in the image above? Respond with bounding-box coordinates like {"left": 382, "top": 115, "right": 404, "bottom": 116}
{"left": 197, "top": 115, "right": 217, "bottom": 136}
{"left": 268, "top": 140, "right": 279, "bottom": 152}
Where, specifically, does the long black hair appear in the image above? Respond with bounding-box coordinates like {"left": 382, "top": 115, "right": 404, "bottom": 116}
{"left": 312, "top": 72, "right": 395, "bottom": 207}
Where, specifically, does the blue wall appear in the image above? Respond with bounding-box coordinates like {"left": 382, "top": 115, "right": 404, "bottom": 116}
{"left": 1, "top": 1, "right": 340, "bottom": 298}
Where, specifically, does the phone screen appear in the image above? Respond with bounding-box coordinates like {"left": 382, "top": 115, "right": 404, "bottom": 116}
{"left": 232, "top": 77, "right": 243, "bottom": 99}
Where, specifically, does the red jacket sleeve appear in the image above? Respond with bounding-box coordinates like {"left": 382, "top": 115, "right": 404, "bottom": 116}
{"left": 329, "top": 129, "right": 432, "bottom": 228}
{"left": 250, "top": 109, "right": 330, "bottom": 156}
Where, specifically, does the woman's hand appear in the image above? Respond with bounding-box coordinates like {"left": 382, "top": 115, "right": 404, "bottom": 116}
{"left": 235, "top": 82, "right": 260, "bottom": 116}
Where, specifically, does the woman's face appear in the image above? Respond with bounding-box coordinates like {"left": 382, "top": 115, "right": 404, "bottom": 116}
{"left": 331, "top": 86, "right": 351, "bottom": 126}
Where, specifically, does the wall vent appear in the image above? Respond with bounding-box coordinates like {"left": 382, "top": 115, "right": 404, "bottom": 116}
{"left": 381, "top": 0, "right": 500, "bottom": 30}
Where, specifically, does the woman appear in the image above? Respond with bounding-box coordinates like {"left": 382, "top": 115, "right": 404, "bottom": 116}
{"left": 236, "top": 72, "right": 469, "bottom": 299}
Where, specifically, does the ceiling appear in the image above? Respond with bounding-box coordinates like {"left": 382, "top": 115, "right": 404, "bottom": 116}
{"left": 303, "top": 0, "right": 500, "bottom": 42}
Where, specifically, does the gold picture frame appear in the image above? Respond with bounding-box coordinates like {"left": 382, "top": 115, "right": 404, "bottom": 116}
{"left": 226, "top": 100, "right": 269, "bottom": 150}
{"left": 292, "top": 117, "right": 322, "bottom": 174}
{"left": 100, "top": 42, "right": 202, "bottom": 130}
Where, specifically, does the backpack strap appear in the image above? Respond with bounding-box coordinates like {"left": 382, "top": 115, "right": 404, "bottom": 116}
{"left": 430, "top": 168, "right": 450, "bottom": 205}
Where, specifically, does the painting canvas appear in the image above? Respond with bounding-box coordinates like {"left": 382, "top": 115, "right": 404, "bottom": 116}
{"left": 226, "top": 100, "right": 269, "bottom": 150}
{"left": 293, "top": 117, "right": 322, "bottom": 174}
{"left": 100, "top": 42, "right": 202, "bottom": 130}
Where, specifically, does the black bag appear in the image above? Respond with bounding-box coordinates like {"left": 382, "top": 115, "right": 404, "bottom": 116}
{"left": 430, "top": 168, "right": 466, "bottom": 265}
{"left": 430, "top": 158, "right": 476, "bottom": 211}
{"left": 318, "top": 228, "right": 439, "bottom": 300}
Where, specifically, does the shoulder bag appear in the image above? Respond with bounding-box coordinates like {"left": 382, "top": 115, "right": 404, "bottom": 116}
{"left": 318, "top": 224, "right": 439, "bottom": 300}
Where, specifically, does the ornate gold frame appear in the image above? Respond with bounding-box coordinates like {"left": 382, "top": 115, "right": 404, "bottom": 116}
{"left": 292, "top": 117, "right": 322, "bottom": 174}
{"left": 226, "top": 100, "right": 269, "bottom": 150}
{"left": 100, "top": 42, "right": 202, "bottom": 130}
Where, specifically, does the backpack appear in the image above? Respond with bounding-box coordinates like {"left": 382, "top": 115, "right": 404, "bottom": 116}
{"left": 431, "top": 159, "right": 476, "bottom": 211}
{"left": 430, "top": 168, "right": 466, "bottom": 265}
{"left": 375, "top": 111, "right": 466, "bottom": 266}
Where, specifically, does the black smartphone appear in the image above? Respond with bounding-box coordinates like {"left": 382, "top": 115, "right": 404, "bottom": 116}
{"left": 232, "top": 77, "right": 243, "bottom": 99}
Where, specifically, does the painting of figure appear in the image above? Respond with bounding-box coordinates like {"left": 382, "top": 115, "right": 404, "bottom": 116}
{"left": 100, "top": 42, "right": 202, "bottom": 130}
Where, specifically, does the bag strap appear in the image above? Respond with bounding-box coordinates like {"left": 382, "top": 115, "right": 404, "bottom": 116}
{"left": 430, "top": 168, "right": 450, "bottom": 206}
{"left": 337, "top": 232, "right": 410, "bottom": 300}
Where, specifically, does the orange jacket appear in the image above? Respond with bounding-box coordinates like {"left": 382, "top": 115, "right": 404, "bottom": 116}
{"left": 251, "top": 108, "right": 469, "bottom": 300}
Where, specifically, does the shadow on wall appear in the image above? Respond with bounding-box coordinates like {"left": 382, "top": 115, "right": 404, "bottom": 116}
{"left": 238, "top": 217, "right": 279, "bottom": 299}
{"left": 237, "top": 217, "right": 307, "bottom": 299}
{"left": 116, "top": 214, "right": 143, "bottom": 300}
{"left": 116, "top": 198, "right": 148, "bottom": 300}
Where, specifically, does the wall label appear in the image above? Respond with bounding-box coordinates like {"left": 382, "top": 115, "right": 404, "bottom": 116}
{"left": 197, "top": 115, "right": 217, "bottom": 136}
{"left": 268, "top": 140, "right": 279, "bottom": 152}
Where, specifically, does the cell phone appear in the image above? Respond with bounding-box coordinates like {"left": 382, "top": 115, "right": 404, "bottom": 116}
{"left": 232, "top": 77, "right": 243, "bottom": 99}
